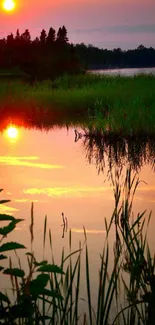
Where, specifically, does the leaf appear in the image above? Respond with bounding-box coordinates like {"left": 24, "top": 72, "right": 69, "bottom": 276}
{"left": 29, "top": 283, "right": 47, "bottom": 298}
{"left": 0, "top": 292, "right": 10, "bottom": 303}
{"left": 34, "top": 260, "right": 48, "bottom": 267}
{"left": 0, "top": 219, "right": 24, "bottom": 236}
{"left": 0, "top": 222, "right": 16, "bottom": 236}
{"left": 37, "top": 264, "right": 64, "bottom": 274}
{"left": 37, "top": 316, "right": 53, "bottom": 321}
{"left": 41, "top": 288, "right": 63, "bottom": 300}
{"left": 0, "top": 266, "right": 4, "bottom": 271}
{"left": 3, "top": 268, "right": 25, "bottom": 278}
{"left": 0, "top": 214, "right": 15, "bottom": 221}
{"left": 36, "top": 274, "right": 50, "bottom": 286}
{"left": 0, "top": 200, "right": 11, "bottom": 204}
{"left": 29, "top": 274, "right": 50, "bottom": 297}
{"left": 0, "top": 242, "right": 26, "bottom": 253}
{"left": 0, "top": 254, "right": 7, "bottom": 260}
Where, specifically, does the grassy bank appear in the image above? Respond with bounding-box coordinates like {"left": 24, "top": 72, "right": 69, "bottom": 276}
{"left": 0, "top": 74, "right": 155, "bottom": 134}
{"left": 0, "top": 169, "right": 155, "bottom": 324}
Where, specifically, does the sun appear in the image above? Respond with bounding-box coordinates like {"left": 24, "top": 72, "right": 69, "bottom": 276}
{"left": 6, "top": 126, "right": 19, "bottom": 139}
{"left": 3, "top": 0, "right": 15, "bottom": 12}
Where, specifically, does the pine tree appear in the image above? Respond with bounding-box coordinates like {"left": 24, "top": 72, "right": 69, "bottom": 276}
{"left": 15, "top": 29, "right": 20, "bottom": 40}
{"left": 21, "top": 29, "right": 31, "bottom": 43}
{"left": 40, "top": 29, "right": 47, "bottom": 45}
{"left": 47, "top": 27, "right": 56, "bottom": 46}
{"left": 56, "top": 26, "right": 68, "bottom": 44}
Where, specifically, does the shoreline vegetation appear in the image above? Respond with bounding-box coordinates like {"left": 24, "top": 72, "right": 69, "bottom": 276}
{"left": 0, "top": 28, "right": 155, "bottom": 80}
{"left": 0, "top": 169, "right": 155, "bottom": 324}
{"left": 0, "top": 74, "right": 155, "bottom": 135}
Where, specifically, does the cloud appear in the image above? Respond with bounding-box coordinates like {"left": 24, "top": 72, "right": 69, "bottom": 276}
{"left": 14, "top": 199, "right": 40, "bottom": 203}
{"left": 72, "top": 228, "right": 106, "bottom": 234}
{"left": 0, "top": 205, "right": 19, "bottom": 213}
{"left": 24, "top": 186, "right": 111, "bottom": 198}
{"left": 109, "top": 24, "right": 155, "bottom": 34}
{"left": 75, "top": 24, "right": 155, "bottom": 35}
{"left": 0, "top": 156, "right": 64, "bottom": 169}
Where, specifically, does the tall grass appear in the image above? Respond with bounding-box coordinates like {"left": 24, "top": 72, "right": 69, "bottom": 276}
{"left": 0, "top": 74, "right": 155, "bottom": 132}
{"left": 0, "top": 167, "right": 155, "bottom": 324}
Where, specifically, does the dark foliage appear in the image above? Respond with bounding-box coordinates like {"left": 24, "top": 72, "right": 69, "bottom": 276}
{"left": 0, "top": 26, "right": 82, "bottom": 80}
{"left": 74, "top": 43, "right": 155, "bottom": 69}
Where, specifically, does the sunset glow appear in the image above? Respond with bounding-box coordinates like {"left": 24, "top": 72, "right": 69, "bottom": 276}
{"left": 6, "top": 126, "right": 19, "bottom": 139}
{"left": 3, "top": 0, "right": 15, "bottom": 12}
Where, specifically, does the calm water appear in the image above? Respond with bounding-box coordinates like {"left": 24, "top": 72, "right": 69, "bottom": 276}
{"left": 92, "top": 66, "right": 155, "bottom": 76}
{"left": 1, "top": 125, "right": 155, "bottom": 312}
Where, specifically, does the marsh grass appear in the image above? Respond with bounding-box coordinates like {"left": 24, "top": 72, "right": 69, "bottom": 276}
{"left": 0, "top": 167, "right": 155, "bottom": 324}
{"left": 0, "top": 74, "right": 155, "bottom": 135}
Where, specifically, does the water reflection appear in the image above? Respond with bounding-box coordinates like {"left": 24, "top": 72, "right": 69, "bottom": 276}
{"left": 4, "top": 124, "right": 19, "bottom": 143}
{"left": 75, "top": 128, "right": 155, "bottom": 172}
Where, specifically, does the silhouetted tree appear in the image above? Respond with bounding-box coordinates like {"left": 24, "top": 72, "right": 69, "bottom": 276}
{"left": 15, "top": 29, "right": 20, "bottom": 41}
{"left": 40, "top": 29, "right": 47, "bottom": 46}
{"left": 57, "top": 26, "right": 68, "bottom": 44}
{"left": 21, "top": 29, "right": 31, "bottom": 43}
{"left": 47, "top": 27, "right": 56, "bottom": 46}
{"left": 6, "top": 33, "right": 14, "bottom": 46}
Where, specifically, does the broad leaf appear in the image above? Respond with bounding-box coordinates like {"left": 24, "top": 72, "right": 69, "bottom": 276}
{"left": 0, "top": 266, "right": 4, "bottom": 271}
{"left": 0, "top": 222, "right": 16, "bottom": 236}
{"left": 3, "top": 268, "right": 25, "bottom": 278}
{"left": 41, "top": 288, "right": 63, "bottom": 300}
{"left": 0, "top": 219, "right": 24, "bottom": 236}
{"left": 0, "top": 242, "right": 26, "bottom": 253}
{"left": 0, "top": 254, "right": 7, "bottom": 260}
{"left": 29, "top": 274, "right": 50, "bottom": 298}
{"left": 0, "top": 292, "right": 10, "bottom": 303}
{"left": 0, "top": 214, "right": 15, "bottom": 221}
{"left": 37, "top": 264, "right": 64, "bottom": 274}
{"left": 36, "top": 273, "right": 50, "bottom": 286}
{"left": 0, "top": 200, "right": 11, "bottom": 204}
{"left": 37, "top": 316, "right": 53, "bottom": 321}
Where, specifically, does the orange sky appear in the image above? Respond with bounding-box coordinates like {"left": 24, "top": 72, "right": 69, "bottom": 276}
{"left": 0, "top": 0, "right": 155, "bottom": 49}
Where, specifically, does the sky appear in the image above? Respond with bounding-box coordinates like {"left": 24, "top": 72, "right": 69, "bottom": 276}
{"left": 0, "top": 0, "right": 155, "bottom": 50}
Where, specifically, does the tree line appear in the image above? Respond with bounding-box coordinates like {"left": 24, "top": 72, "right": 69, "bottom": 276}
{"left": 0, "top": 26, "right": 82, "bottom": 79}
{"left": 0, "top": 26, "right": 154, "bottom": 79}
{"left": 74, "top": 43, "right": 155, "bottom": 69}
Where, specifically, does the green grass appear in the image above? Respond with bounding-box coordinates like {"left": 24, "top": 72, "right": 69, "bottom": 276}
{"left": 0, "top": 73, "right": 155, "bottom": 134}
{"left": 0, "top": 168, "right": 155, "bottom": 324}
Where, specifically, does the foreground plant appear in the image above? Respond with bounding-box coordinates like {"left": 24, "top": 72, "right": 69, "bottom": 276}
{"left": 0, "top": 194, "right": 64, "bottom": 324}
{"left": 0, "top": 167, "right": 155, "bottom": 324}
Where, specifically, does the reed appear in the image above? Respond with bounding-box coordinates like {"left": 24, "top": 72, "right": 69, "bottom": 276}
{"left": 0, "top": 74, "right": 154, "bottom": 134}
{"left": 0, "top": 167, "right": 154, "bottom": 324}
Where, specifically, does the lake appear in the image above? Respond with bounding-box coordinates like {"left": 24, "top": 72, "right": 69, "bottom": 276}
{"left": 1, "top": 124, "right": 155, "bottom": 313}
{"left": 92, "top": 66, "right": 155, "bottom": 76}
{"left": 0, "top": 68, "right": 155, "bottom": 322}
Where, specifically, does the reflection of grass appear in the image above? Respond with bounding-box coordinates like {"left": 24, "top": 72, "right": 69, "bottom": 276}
{"left": 0, "top": 168, "right": 155, "bottom": 324}
{"left": 0, "top": 74, "right": 155, "bottom": 134}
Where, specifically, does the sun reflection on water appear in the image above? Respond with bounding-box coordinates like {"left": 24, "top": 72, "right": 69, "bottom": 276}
{"left": 4, "top": 125, "right": 19, "bottom": 142}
